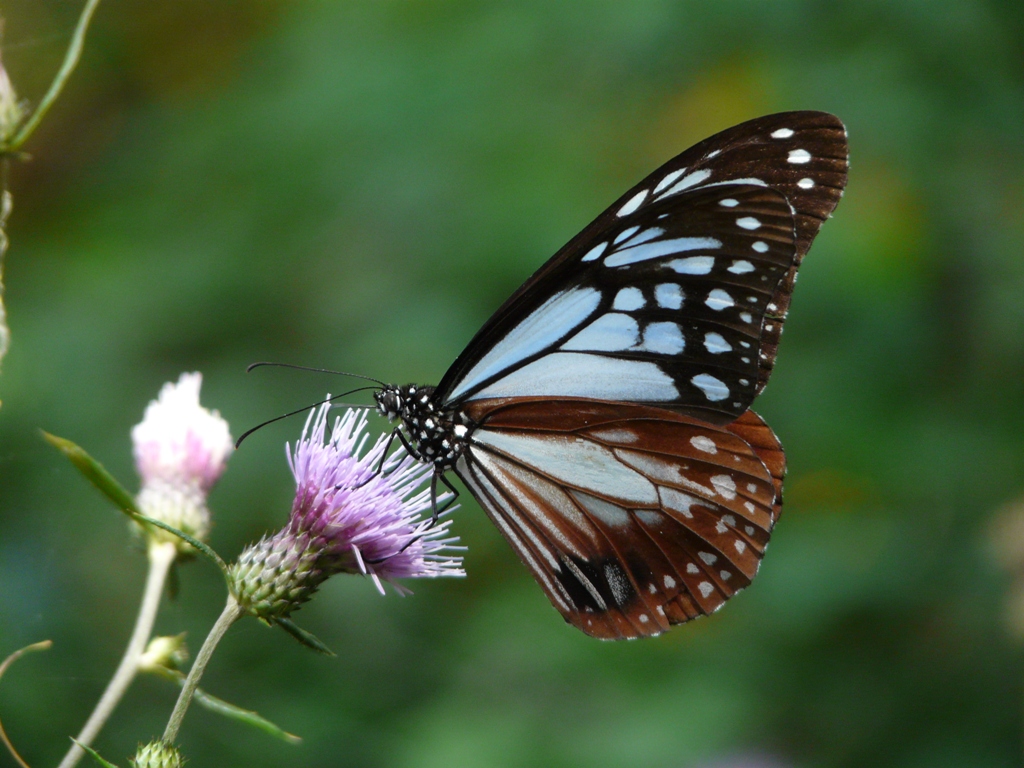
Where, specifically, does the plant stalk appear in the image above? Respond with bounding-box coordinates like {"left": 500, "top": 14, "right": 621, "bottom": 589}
{"left": 162, "top": 594, "right": 243, "bottom": 744}
{"left": 8, "top": 0, "right": 103, "bottom": 152}
{"left": 57, "top": 541, "right": 177, "bottom": 768}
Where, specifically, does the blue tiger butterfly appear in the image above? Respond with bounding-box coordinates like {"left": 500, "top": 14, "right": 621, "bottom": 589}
{"left": 372, "top": 111, "right": 848, "bottom": 639}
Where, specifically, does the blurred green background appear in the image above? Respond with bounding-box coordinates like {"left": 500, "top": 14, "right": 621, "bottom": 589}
{"left": 1, "top": 2, "right": 1022, "bottom": 766}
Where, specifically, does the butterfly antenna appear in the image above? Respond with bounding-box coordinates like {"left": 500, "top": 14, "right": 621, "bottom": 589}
{"left": 234, "top": 386, "right": 379, "bottom": 448}
{"left": 246, "top": 361, "right": 386, "bottom": 388}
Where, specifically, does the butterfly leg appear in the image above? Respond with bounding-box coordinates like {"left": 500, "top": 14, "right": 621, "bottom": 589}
{"left": 430, "top": 471, "right": 460, "bottom": 524}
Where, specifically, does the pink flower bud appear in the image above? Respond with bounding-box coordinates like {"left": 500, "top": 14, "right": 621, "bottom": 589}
{"left": 131, "top": 373, "right": 232, "bottom": 547}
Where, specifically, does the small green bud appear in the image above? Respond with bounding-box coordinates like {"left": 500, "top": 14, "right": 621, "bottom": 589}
{"left": 138, "top": 634, "right": 188, "bottom": 674}
{"left": 131, "top": 741, "right": 183, "bottom": 768}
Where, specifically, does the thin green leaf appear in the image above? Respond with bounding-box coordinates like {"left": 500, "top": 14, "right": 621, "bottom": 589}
{"left": 274, "top": 618, "right": 336, "bottom": 656}
{"left": 42, "top": 431, "right": 139, "bottom": 514}
{"left": 192, "top": 686, "right": 302, "bottom": 744}
{"left": 70, "top": 740, "right": 121, "bottom": 768}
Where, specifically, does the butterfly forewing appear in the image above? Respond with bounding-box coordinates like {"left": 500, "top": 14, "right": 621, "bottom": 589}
{"left": 455, "top": 399, "right": 783, "bottom": 639}
{"left": 437, "top": 111, "right": 847, "bottom": 415}
{"left": 440, "top": 184, "right": 798, "bottom": 424}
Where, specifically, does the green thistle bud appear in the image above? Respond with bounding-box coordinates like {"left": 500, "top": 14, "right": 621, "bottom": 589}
{"left": 228, "top": 530, "right": 324, "bottom": 619}
{"left": 131, "top": 741, "right": 183, "bottom": 768}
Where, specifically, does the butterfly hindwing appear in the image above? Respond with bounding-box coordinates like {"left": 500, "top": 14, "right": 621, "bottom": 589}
{"left": 437, "top": 111, "right": 847, "bottom": 415}
{"left": 456, "top": 398, "right": 782, "bottom": 639}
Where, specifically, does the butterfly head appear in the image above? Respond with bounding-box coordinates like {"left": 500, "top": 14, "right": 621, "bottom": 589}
{"left": 373, "top": 384, "right": 405, "bottom": 422}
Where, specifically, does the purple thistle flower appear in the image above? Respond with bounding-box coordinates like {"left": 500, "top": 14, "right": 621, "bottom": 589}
{"left": 229, "top": 403, "right": 464, "bottom": 619}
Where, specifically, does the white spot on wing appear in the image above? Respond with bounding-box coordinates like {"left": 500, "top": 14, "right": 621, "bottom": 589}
{"left": 698, "top": 581, "right": 714, "bottom": 598}
{"left": 719, "top": 198, "right": 739, "bottom": 208}
{"left": 735, "top": 540, "right": 747, "bottom": 554}
{"left": 614, "top": 226, "right": 640, "bottom": 244}
{"left": 617, "top": 189, "right": 648, "bottom": 217}
{"left": 667, "top": 256, "right": 714, "bottom": 275}
{"left": 657, "top": 169, "right": 712, "bottom": 199}
{"left": 771, "top": 128, "right": 794, "bottom": 138}
{"left": 787, "top": 149, "right": 812, "bottom": 164}
{"left": 562, "top": 313, "right": 639, "bottom": 352}
{"left": 698, "top": 551, "right": 718, "bottom": 565}
{"left": 618, "top": 227, "right": 664, "bottom": 247}
{"left": 654, "top": 167, "right": 687, "bottom": 193}
{"left": 705, "top": 289, "right": 735, "bottom": 311}
{"left": 736, "top": 216, "right": 761, "bottom": 230}
{"left": 690, "top": 435, "right": 717, "bottom": 454}
{"left": 686, "top": 563, "right": 699, "bottom": 574}
{"left": 605, "top": 237, "right": 721, "bottom": 268}
{"left": 664, "top": 574, "right": 676, "bottom": 588}
{"left": 728, "top": 260, "right": 755, "bottom": 274}
{"left": 654, "top": 283, "right": 684, "bottom": 309}
{"left": 582, "top": 242, "right": 607, "bottom": 262}
{"left": 798, "top": 177, "right": 815, "bottom": 189}
{"left": 703, "top": 332, "right": 731, "bottom": 354}
{"left": 711, "top": 474, "right": 737, "bottom": 499}
{"left": 752, "top": 241, "right": 769, "bottom": 253}
{"left": 739, "top": 311, "right": 753, "bottom": 323}
{"left": 640, "top": 322, "right": 685, "bottom": 354}
{"left": 691, "top": 373, "right": 729, "bottom": 401}
{"left": 612, "top": 287, "right": 645, "bottom": 311}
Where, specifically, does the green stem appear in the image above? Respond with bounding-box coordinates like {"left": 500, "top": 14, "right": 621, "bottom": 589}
{"left": 0, "top": 640, "right": 52, "bottom": 768}
{"left": 162, "top": 595, "right": 243, "bottom": 744}
{"left": 57, "top": 541, "right": 177, "bottom": 768}
{"left": 8, "top": 0, "right": 103, "bottom": 151}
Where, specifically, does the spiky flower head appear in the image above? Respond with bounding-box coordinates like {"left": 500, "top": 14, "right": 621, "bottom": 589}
{"left": 229, "top": 403, "right": 464, "bottom": 620}
{"left": 131, "top": 373, "right": 232, "bottom": 551}
{"left": 131, "top": 741, "right": 183, "bottom": 768}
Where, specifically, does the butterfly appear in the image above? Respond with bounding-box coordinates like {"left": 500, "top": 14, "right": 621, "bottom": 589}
{"left": 372, "top": 111, "right": 848, "bottom": 639}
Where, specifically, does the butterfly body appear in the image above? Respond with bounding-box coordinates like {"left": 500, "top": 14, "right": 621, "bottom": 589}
{"left": 375, "top": 383, "right": 469, "bottom": 468}
{"left": 372, "top": 112, "right": 847, "bottom": 639}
